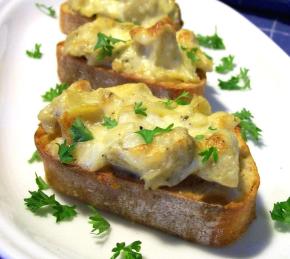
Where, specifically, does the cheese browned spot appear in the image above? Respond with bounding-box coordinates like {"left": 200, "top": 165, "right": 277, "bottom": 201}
{"left": 64, "top": 17, "right": 213, "bottom": 83}
{"left": 68, "top": 0, "right": 181, "bottom": 27}
{"left": 39, "top": 81, "right": 240, "bottom": 189}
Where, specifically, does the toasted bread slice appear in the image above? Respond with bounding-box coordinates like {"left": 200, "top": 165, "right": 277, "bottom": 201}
{"left": 57, "top": 42, "right": 206, "bottom": 98}
{"left": 35, "top": 125, "right": 259, "bottom": 246}
{"left": 60, "top": 2, "right": 183, "bottom": 35}
{"left": 60, "top": 3, "right": 94, "bottom": 34}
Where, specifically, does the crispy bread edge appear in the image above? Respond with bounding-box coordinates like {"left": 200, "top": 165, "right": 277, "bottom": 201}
{"left": 57, "top": 42, "right": 206, "bottom": 98}
{"left": 34, "top": 126, "right": 259, "bottom": 247}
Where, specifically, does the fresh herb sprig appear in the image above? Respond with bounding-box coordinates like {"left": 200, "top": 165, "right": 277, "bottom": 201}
{"left": 197, "top": 31, "right": 225, "bottom": 50}
{"left": 28, "top": 150, "right": 42, "bottom": 163}
{"left": 111, "top": 240, "right": 142, "bottom": 259}
{"left": 70, "top": 118, "right": 94, "bottom": 143}
{"left": 199, "top": 147, "right": 219, "bottom": 163}
{"left": 94, "top": 33, "right": 125, "bottom": 60}
{"left": 89, "top": 206, "right": 110, "bottom": 235}
{"left": 136, "top": 124, "right": 174, "bottom": 144}
{"left": 102, "top": 116, "right": 118, "bottom": 129}
{"left": 270, "top": 197, "right": 290, "bottom": 224}
{"left": 42, "top": 83, "right": 69, "bottom": 102}
{"left": 57, "top": 140, "right": 76, "bottom": 164}
{"left": 35, "top": 173, "right": 49, "bottom": 190}
{"left": 134, "top": 102, "right": 147, "bottom": 117}
{"left": 35, "top": 3, "right": 56, "bottom": 18}
{"left": 215, "top": 55, "right": 235, "bottom": 74}
{"left": 26, "top": 43, "right": 42, "bottom": 59}
{"left": 164, "top": 91, "right": 191, "bottom": 108}
{"left": 24, "top": 174, "right": 77, "bottom": 222}
{"left": 234, "top": 108, "right": 262, "bottom": 142}
{"left": 218, "top": 68, "right": 251, "bottom": 90}
{"left": 181, "top": 47, "right": 199, "bottom": 62}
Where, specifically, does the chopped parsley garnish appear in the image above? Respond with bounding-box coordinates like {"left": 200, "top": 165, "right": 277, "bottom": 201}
{"left": 111, "top": 240, "right": 142, "bottom": 259}
{"left": 197, "top": 30, "right": 225, "bottom": 50}
{"left": 35, "top": 3, "right": 56, "bottom": 18}
{"left": 134, "top": 102, "right": 147, "bottom": 117}
{"left": 57, "top": 140, "right": 76, "bottom": 164}
{"left": 215, "top": 55, "right": 235, "bottom": 74}
{"left": 270, "top": 197, "right": 290, "bottom": 224}
{"left": 35, "top": 173, "right": 49, "bottom": 190}
{"left": 218, "top": 68, "right": 251, "bottom": 90}
{"left": 24, "top": 174, "right": 77, "bottom": 222}
{"left": 204, "top": 52, "right": 213, "bottom": 60}
{"left": 233, "top": 108, "right": 262, "bottom": 142}
{"left": 102, "top": 116, "right": 118, "bottom": 129}
{"left": 181, "top": 47, "right": 199, "bottom": 62}
{"left": 42, "top": 83, "right": 69, "bottom": 102}
{"left": 208, "top": 126, "right": 217, "bottom": 131}
{"left": 194, "top": 135, "right": 205, "bottom": 141}
{"left": 164, "top": 91, "right": 191, "bottom": 108}
{"left": 70, "top": 118, "right": 94, "bottom": 143}
{"left": 136, "top": 124, "right": 174, "bottom": 144}
{"left": 94, "top": 32, "right": 125, "bottom": 60}
{"left": 26, "top": 43, "right": 42, "bottom": 59}
{"left": 199, "top": 147, "right": 219, "bottom": 163}
{"left": 89, "top": 206, "right": 110, "bottom": 235}
{"left": 28, "top": 150, "right": 42, "bottom": 163}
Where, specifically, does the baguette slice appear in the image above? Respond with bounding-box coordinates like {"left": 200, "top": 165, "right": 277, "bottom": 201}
{"left": 57, "top": 42, "right": 206, "bottom": 98}
{"left": 35, "top": 126, "right": 259, "bottom": 247}
{"left": 60, "top": 2, "right": 183, "bottom": 35}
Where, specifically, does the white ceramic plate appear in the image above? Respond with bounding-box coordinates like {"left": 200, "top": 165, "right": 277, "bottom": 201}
{"left": 0, "top": 0, "right": 290, "bottom": 258}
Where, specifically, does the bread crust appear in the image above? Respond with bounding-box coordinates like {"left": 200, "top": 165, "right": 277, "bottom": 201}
{"left": 60, "top": 2, "right": 183, "bottom": 35}
{"left": 57, "top": 42, "right": 206, "bottom": 98}
{"left": 35, "top": 126, "right": 259, "bottom": 246}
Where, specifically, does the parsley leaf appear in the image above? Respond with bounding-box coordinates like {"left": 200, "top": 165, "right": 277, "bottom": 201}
{"left": 35, "top": 3, "right": 56, "bottom": 18}
{"left": 199, "top": 147, "right": 219, "bottom": 163}
{"left": 24, "top": 190, "right": 55, "bottom": 212}
{"left": 89, "top": 206, "right": 110, "bottom": 235}
{"left": 233, "top": 108, "right": 262, "bottom": 142}
{"left": 197, "top": 30, "right": 225, "bottom": 49}
{"left": 164, "top": 91, "right": 191, "bottom": 108}
{"left": 270, "top": 197, "right": 290, "bottom": 224}
{"left": 24, "top": 175, "right": 77, "bottom": 222}
{"left": 57, "top": 140, "right": 76, "bottom": 164}
{"left": 215, "top": 55, "right": 235, "bottom": 74}
{"left": 28, "top": 150, "right": 42, "bottom": 163}
{"left": 194, "top": 135, "right": 205, "bottom": 141}
{"left": 35, "top": 173, "right": 49, "bottom": 190}
{"left": 208, "top": 126, "right": 217, "bottom": 131}
{"left": 111, "top": 240, "right": 142, "bottom": 259}
{"left": 52, "top": 203, "right": 77, "bottom": 222}
{"left": 94, "top": 32, "right": 124, "bottom": 60}
{"left": 218, "top": 68, "right": 251, "bottom": 90}
{"left": 181, "top": 47, "right": 199, "bottom": 62}
{"left": 42, "top": 83, "right": 69, "bottom": 102}
{"left": 70, "top": 118, "right": 94, "bottom": 143}
{"left": 134, "top": 102, "right": 147, "bottom": 117}
{"left": 136, "top": 124, "right": 174, "bottom": 144}
{"left": 102, "top": 116, "right": 118, "bottom": 129}
{"left": 26, "top": 43, "right": 42, "bottom": 59}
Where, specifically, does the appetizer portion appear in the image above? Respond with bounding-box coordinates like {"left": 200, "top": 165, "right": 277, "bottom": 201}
{"left": 35, "top": 81, "right": 259, "bottom": 246}
{"left": 58, "top": 17, "right": 213, "bottom": 97}
{"left": 60, "top": 0, "right": 183, "bottom": 34}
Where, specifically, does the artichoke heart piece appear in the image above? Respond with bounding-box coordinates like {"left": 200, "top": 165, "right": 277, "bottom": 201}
{"left": 106, "top": 127, "right": 197, "bottom": 189}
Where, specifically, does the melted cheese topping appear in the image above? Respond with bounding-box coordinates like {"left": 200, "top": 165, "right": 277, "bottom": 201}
{"left": 64, "top": 17, "right": 213, "bottom": 83}
{"left": 39, "top": 81, "right": 240, "bottom": 189}
{"left": 68, "top": 0, "right": 181, "bottom": 27}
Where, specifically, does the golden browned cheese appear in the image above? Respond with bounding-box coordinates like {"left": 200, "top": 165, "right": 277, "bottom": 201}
{"left": 63, "top": 17, "right": 213, "bottom": 83}
{"left": 68, "top": 0, "right": 182, "bottom": 27}
{"left": 39, "top": 81, "right": 240, "bottom": 189}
